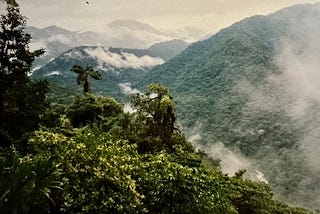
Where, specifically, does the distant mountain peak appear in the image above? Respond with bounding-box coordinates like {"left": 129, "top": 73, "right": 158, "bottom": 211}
{"left": 107, "top": 19, "right": 164, "bottom": 35}
{"left": 42, "top": 25, "right": 72, "bottom": 34}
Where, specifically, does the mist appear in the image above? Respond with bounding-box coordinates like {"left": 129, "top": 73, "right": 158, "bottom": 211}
{"left": 226, "top": 4, "right": 320, "bottom": 208}
{"left": 271, "top": 4, "right": 320, "bottom": 170}
{"left": 179, "top": 3, "right": 320, "bottom": 210}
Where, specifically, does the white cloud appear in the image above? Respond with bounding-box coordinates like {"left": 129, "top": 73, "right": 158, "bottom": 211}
{"left": 118, "top": 82, "right": 141, "bottom": 95}
{"left": 271, "top": 12, "right": 320, "bottom": 170}
{"left": 123, "top": 103, "right": 136, "bottom": 113}
{"left": 64, "top": 51, "right": 84, "bottom": 59}
{"left": 44, "top": 71, "right": 61, "bottom": 76}
{"left": 255, "top": 170, "right": 268, "bottom": 184}
{"left": 104, "top": 26, "right": 175, "bottom": 48}
{"left": 47, "top": 34, "right": 72, "bottom": 44}
{"left": 29, "top": 40, "right": 46, "bottom": 51}
{"left": 205, "top": 142, "right": 252, "bottom": 176}
{"left": 84, "top": 47, "right": 164, "bottom": 69}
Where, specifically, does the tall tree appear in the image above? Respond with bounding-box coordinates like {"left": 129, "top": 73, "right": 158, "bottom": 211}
{"left": 0, "top": 6, "right": 48, "bottom": 147}
{"left": 131, "top": 84, "right": 177, "bottom": 152}
{"left": 71, "top": 64, "right": 101, "bottom": 93}
{"left": 0, "top": 6, "right": 44, "bottom": 78}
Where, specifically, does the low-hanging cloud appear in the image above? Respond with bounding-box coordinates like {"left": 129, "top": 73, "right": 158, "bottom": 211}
{"left": 84, "top": 47, "right": 164, "bottom": 69}
{"left": 185, "top": 121, "right": 267, "bottom": 182}
{"left": 272, "top": 5, "right": 320, "bottom": 171}
{"left": 118, "top": 82, "right": 141, "bottom": 95}
{"left": 230, "top": 4, "right": 320, "bottom": 209}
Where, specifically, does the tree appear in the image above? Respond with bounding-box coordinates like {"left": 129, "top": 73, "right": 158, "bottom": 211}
{"left": 0, "top": 6, "right": 48, "bottom": 147}
{"left": 0, "top": 6, "right": 44, "bottom": 78}
{"left": 71, "top": 64, "right": 101, "bottom": 93}
{"left": 66, "top": 94, "right": 123, "bottom": 128}
{"left": 136, "top": 151, "right": 232, "bottom": 214}
{"left": 131, "top": 84, "right": 177, "bottom": 152}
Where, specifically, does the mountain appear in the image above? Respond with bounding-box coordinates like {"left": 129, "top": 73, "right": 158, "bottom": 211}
{"left": 164, "top": 26, "right": 211, "bottom": 43}
{"left": 107, "top": 19, "right": 165, "bottom": 35}
{"left": 27, "top": 25, "right": 103, "bottom": 69}
{"left": 27, "top": 22, "right": 191, "bottom": 69}
{"left": 32, "top": 46, "right": 166, "bottom": 101}
{"left": 140, "top": 3, "right": 320, "bottom": 210}
{"left": 148, "top": 39, "right": 189, "bottom": 61}
{"left": 105, "top": 20, "right": 184, "bottom": 49}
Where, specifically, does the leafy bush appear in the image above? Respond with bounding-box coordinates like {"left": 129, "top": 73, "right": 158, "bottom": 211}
{"left": 66, "top": 94, "right": 123, "bottom": 128}
{"left": 0, "top": 147, "right": 61, "bottom": 214}
{"left": 29, "top": 129, "right": 145, "bottom": 213}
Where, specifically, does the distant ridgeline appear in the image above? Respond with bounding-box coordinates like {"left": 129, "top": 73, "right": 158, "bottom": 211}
{"left": 139, "top": 3, "right": 320, "bottom": 210}
{"left": 31, "top": 40, "right": 189, "bottom": 103}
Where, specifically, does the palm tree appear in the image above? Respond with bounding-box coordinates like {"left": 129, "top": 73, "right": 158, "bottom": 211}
{"left": 71, "top": 64, "right": 101, "bottom": 93}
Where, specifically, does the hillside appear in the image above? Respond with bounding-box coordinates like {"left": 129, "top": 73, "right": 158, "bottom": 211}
{"left": 141, "top": 3, "right": 320, "bottom": 209}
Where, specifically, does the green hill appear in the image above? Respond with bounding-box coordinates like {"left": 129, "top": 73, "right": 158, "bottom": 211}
{"left": 140, "top": 3, "right": 320, "bottom": 209}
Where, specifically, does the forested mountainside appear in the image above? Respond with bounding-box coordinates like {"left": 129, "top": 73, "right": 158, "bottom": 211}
{"left": 1, "top": 5, "right": 312, "bottom": 213}
{"left": 140, "top": 3, "right": 320, "bottom": 209}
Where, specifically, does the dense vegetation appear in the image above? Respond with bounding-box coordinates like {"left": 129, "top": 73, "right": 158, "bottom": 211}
{"left": 140, "top": 4, "right": 320, "bottom": 209}
{"left": 0, "top": 5, "right": 314, "bottom": 214}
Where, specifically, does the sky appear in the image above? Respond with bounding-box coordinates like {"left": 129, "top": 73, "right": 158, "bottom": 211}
{"left": 1, "top": 0, "right": 320, "bottom": 34}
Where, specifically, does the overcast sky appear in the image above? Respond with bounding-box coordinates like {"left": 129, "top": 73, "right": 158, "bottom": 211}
{"left": 2, "top": 0, "right": 320, "bottom": 33}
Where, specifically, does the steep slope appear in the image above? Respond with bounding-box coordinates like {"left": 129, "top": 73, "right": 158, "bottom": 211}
{"left": 141, "top": 3, "right": 320, "bottom": 210}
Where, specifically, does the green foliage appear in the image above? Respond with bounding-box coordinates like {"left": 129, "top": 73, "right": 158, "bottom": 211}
{"left": 0, "top": 4, "right": 314, "bottom": 213}
{"left": 131, "top": 84, "right": 177, "bottom": 152}
{"left": 1, "top": 0, "right": 19, "bottom": 7}
{"left": 226, "top": 172, "right": 309, "bottom": 214}
{"left": 71, "top": 64, "right": 101, "bottom": 93}
{"left": 66, "top": 93, "right": 123, "bottom": 128}
{"left": 0, "top": 6, "right": 48, "bottom": 148}
{"left": 0, "top": 87, "right": 311, "bottom": 213}
{"left": 0, "top": 6, "right": 44, "bottom": 76}
{"left": 46, "top": 82, "right": 77, "bottom": 104}
{"left": 137, "top": 150, "right": 232, "bottom": 214}
{"left": 139, "top": 12, "right": 316, "bottom": 209}
{"left": 29, "top": 129, "right": 145, "bottom": 213}
{"left": 0, "top": 147, "right": 61, "bottom": 214}
{"left": 40, "top": 103, "right": 67, "bottom": 128}
{"left": 1, "top": 80, "right": 48, "bottom": 143}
